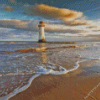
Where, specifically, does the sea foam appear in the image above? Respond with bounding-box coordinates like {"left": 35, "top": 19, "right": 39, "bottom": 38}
{"left": 0, "top": 42, "right": 100, "bottom": 100}
{"left": 0, "top": 59, "right": 86, "bottom": 100}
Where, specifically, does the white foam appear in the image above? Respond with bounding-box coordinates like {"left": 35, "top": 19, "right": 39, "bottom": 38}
{"left": 48, "top": 60, "right": 85, "bottom": 75}
{"left": 0, "top": 74, "right": 40, "bottom": 100}
{"left": 1, "top": 43, "right": 100, "bottom": 100}
{"left": 1, "top": 57, "right": 100, "bottom": 100}
{"left": 35, "top": 60, "right": 86, "bottom": 75}
{"left": 0, "top": 59, "right": 85, "bottom": 100}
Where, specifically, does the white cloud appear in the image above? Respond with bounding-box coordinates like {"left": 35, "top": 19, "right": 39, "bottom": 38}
{"left": 0, "top": 19, "right": 89, "bottom": 33}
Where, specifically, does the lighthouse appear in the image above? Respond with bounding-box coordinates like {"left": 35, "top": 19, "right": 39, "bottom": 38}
{"left": 38, "top": 21, "right": 46, "bottom": 42}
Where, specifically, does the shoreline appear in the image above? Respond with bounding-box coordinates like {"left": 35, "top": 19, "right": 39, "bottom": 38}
{"left": 0, "top": 41, "right": 100, "bottom": 100}
{"left": 0, "top": 74, "right": 41, "bottom": 100}
{"left": 0, "top": 59, "right": 83, "bottom": 100}
{"left": 4, "top": 59, "right": 100, "bottom": 100}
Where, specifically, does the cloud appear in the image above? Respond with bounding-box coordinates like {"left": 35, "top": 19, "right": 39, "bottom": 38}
{"left": 45, "top": 23, "right": 88, "bottom": 33}
{"left": 23, "top": 4, "right": 83, "bottom": 21}
{"left": 4, "top": 6, "right": 14, "bottom": 11}
{"left": 9, "top": 0, "right": 16, "bottom": 3}
{"left": 0, "top": 28, "right": 38, "bottom": 41}
{"left": 93, "top": 29, "right": 100, "bottom": 32}
{"left": 62, "top": 20, "right": 93, "bottom": 26}
{"left": 22, "top": 4, "right": 93, "bottom": 26}
{"left": 0, "top": 19, "right": 38, "bottom": 31}
{"left": 88, "top": 25, "right": 100, "bottom": 32}
{"left": 88, "top": 26, "right": 99, "bottom": 29}
{"left": 50, "top": 20, "right": 93, "bottom": 26}
{"left": 0, "top": 19, "right": 88, "bottom": 33}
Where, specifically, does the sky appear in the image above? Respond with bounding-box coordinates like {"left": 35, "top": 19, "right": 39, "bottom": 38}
{"left": 0, "top": 0, "right": 100, "bottom": 41}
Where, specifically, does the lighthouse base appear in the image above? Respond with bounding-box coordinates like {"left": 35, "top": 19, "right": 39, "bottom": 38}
{"left": 38, "top": 39, "right": 46, "bottom": 43}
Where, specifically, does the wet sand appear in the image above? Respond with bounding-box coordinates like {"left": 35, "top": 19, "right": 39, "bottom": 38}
{"left": 9, "top": 61, "right": 100, "bottom": 100}
{"left": 0, "top": 44, "right": 86, "bottom": 54}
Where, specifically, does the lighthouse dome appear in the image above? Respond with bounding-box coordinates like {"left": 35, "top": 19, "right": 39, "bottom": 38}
{"left": 38, "top": 20, "right": 45, "bottom": 27}
{"left": 39, "top": 21, "right": 44, "bottom": 24}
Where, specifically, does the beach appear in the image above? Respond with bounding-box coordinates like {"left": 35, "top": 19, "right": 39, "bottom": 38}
{"left": 0, "top": 41, "right": 100, "bottom": 100}
{"left": 9, "top": 75, "right": 100, "bottom": 100}
{"left": 0, "top": 0, "right": 100, "bottom": 99}
{"left": 9, "top": 60, "right": 100, "bottom": 100}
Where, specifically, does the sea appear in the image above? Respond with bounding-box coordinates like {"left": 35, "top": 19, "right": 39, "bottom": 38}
{"left": 0, "top": 41, "right": 100, "bottom": 100}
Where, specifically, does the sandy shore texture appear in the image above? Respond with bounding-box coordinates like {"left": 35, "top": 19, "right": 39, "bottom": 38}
{"left": 9, "top": 60, "right": 100, "bottom": 100}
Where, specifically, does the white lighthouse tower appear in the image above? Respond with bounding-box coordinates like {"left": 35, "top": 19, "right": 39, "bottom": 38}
{"left": 38, "top": 21, "right": 46, "bottom": 42}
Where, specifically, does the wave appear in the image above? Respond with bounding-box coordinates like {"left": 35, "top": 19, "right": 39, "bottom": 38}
{"left": 1, "top": 53, "right": 100, "bottom": 100}
{"left": 0, "top": 59, "right": 86, "bottom": 100}
{"left": 0, "top": 74, "right": 40, "bottom": 100}
{"left": 0, "top": 43, "right": 98, "bottom": 100}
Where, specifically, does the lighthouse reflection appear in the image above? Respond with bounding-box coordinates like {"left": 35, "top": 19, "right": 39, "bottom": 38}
{"left": 39, "top": 43, "right": 47, "bottom": 64}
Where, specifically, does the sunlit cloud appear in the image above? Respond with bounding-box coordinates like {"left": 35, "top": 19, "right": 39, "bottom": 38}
{"left": 88, "top": 26, "right": 100, "bottom": 29}
{"left": 51, "top": 20, "right": 93, "bottom": 26}
{"left": 62, "top": 20, "right": 93, "bottom": 26}
{"left": 22, "top": 4, "right": 94, "bottom": 26}
{"left": 4, "top": 6, "right": 14, "bottom": 11}
{"left": 8, "top": 0, "right": 16, "bottom": 3}
{"left": 0, "top": 4, "right": 93, "bottom": 26}
{"left": 22, "top": 4, "right": 83, "bottom": 21}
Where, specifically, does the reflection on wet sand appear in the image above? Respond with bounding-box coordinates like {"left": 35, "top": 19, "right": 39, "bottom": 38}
{"left": 0, "top": 43, "right": 86, "bottom": 55}
{"left": 39, "top": 43, "right": 47, "bottom": 64}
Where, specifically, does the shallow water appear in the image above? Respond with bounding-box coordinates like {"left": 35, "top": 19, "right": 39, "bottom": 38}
{"left": 0, "top": 41, "right": 100, "bottom": 99}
